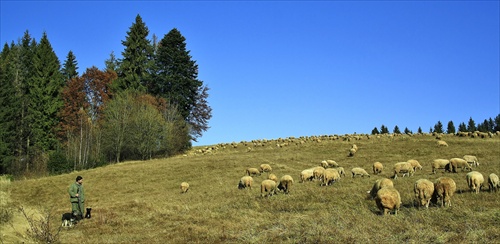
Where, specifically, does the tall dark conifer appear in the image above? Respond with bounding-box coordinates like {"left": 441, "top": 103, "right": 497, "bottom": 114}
{"left": 62, "top": 50, "right": 79, "bottom": 80}
{"left": 29, "top": 32, "right": 64, "bottom": 151}
{"left": 115, "top": 14, "right": 153, "bottom": 92}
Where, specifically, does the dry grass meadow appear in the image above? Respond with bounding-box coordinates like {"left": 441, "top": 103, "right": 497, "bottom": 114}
{"left": 1, "top": 133, "right": 499, "bottom": 243}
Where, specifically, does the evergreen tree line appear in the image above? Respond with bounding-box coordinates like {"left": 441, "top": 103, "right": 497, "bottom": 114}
{"left": 0, "top": 14, "right": 212, "bottom": 177}
{"left": 371, "top": 115, "right": 500, "bottom": 135}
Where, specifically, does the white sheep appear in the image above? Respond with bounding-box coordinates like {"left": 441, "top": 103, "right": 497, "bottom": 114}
{"left": 375, "top": 186, "right": 401, "bottom": 215}
{"left": 336, "top": 167, "right": 346, "bottom": 177}
{"left": 300, "top": 168, "right": 315, "bottom": 183}
{"left": 431, "top": 159, "right": 451, "bottom": 174}
{"left": 180, "top": 182, "right": 189, "bottom": 193}
{"left": 407, "top": 159, "right": 423, "bottom": 171}
{"left": 260, "top": 179, "right": 277, "bottom": 197}
{"left": 267, "top": 173, "right": 278, "bottom": 183}
{"left": 277, "top": 175, "right": 294, "bottom": 194}
{"left": 322, "top": 168, "right": 341, "bottom": 186}
{"left": 437, "top": 140, "right": 448, "bottom": 147}
{"left": 392, "top": 162, "right": 414, "bottom": 179}
{"left": 313, "top": 166, "right": 326, "bottom": 181}
{"left": 414, "top": 179, "right": 434, "bottom": 209}
{"left": 449, "top": 158, "right": 472, "bottom": 173}
{"left": 259, "top": 164, "right": 272, "bottom": 173}
{"left": 466, "top": 171, "right": 484, "bottom": 194}
{"left": 369, "top": 178, "right": 394, "bottom": 199}
{"left": 487, "top": 173, "right": 499, "bottom": 192}
{"left": 326, "top": 160, "right": 339, "bottom": 168}
{"left": 434, "top": 177, "right": 456, "bottom": 207}
{"left": 351, "top": 167, "right": 370, "bottom": 178}
{"left": 238, "top": 176, "right": 253, "bottom": 189}
{"left": 246, "top": 167, "right": 261, "bottom": 176}
{"left": 372, "top": 162, "right": 383, "bottom": 175}
{"left": 463, "top": 155, "right": 479, "bottom": 167}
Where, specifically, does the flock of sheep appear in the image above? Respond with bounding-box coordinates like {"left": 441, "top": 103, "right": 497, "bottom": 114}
{"left": 230, "top": 152, "right": 499, "bottom": 216}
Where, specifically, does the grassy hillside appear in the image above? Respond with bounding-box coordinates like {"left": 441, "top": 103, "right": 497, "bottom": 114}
{"left": 2, "top": 133, "right": 500, "bottom": 243}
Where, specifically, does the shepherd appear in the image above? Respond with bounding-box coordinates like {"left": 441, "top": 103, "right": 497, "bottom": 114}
{"left": 68, "top": 175, "right": 85, "bottom": 221}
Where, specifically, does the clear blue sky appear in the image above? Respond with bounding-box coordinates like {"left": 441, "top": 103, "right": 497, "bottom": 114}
{"left": 1, "top": 1, "right": 499, "bottom": 146}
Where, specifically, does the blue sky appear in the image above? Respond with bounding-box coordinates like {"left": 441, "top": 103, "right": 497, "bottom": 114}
{"left": 1, "top": 1, "right": 499, "bottom": 146}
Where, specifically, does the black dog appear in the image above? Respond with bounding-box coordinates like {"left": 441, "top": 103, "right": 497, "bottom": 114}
{"left": 85, "top": 208, "right": 92, "bottom": 219}
{"left": 61, "top": 212, "right": 76, "bottom": 227}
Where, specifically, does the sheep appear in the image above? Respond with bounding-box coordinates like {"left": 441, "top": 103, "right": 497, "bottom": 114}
{"left": 259, "top": 164, "right": 272, "bottom": 173}
{"left": 180, "top": 182, "right": 189, "bottom": 193}
{"left": 313, "top": 166, "right": 326, "bottom": 181}
{"left": 267, "top": 173, "right": 278, "bottom": 182}
{"left": 261, "top": 179, "right": 277, "bottom": 197}
{"left": 487, "top": 173, "right": 499, "bottom": 192}
{"left": 431, "top": 159, "right": 451, "bottom": 174}
{"left": 320, "top": 160, "right": 329, "bottom": 168}
{"left": 373, "top": 162, "right": 383, "bottom": 175}
{"left": 277, "top": 175, "right": 294, "bottom": 194}
{"left": 326, "top": 160, "right": 339, "bottom": 168}
{"left": 349, "top": 148, "right": 357, "bottom": 157}
{"left": 463, "top": 155, "right": 479, "bottom": 167}
{"left": 414, "top": 179, "right": 434, "bottom": 209}
{"left": 369, "top": 178, "right": 394, "bottom": 199}
{"left": 337, "top": 167, "right": 346, "bottom": 177}
{"left": 322, "top": 168, "right": 341, "bottom": 186}
{"left": 437, "top": 140, "right": 448, "bottom": 147}
{"left": 433, "top": 177, "right": 456, "bottom": 207}
{"left": 246, "top": 167, "right": 261, "bottom": 176}
{"left": 351, "top": 144, "right": 358, "bottom": 151}
{"left": 375, "top": 186, "right": 401, "bottom": 215}
{"left": 449, "top": 158, "right": 472, "bottom": 173}
{"left": 300, "top": 168, "right": 315, "bottom": 183}
{"left": 466, "top": 171, "right": 484, "bottom": 194}
{"left": 407, "top": 159, "right": 423, "bottom": 171}
{"left": 238, "top": 176, "right": 253, "bottom": 189}
{"left": 351, "top": 167, "right": 370, "bottom": 178}
{"left": 392, "top": 162, "right": 415, "bottom": 179}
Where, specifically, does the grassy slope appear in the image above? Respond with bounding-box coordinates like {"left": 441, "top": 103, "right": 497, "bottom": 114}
{"left": 3, "top": 134, "right": 500, "bottom": 243}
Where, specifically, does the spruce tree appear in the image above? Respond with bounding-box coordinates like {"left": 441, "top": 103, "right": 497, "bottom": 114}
{"left": 458, "top": 122, "right": 467, "bottom": 132}
{"left": 61, "top": 50, "right": 79, "bottom": 80}
{"left": 115, "top": 14, "right": 153, "bottom": 92}
{"left": 446, "top": 121, "right": 456, "bottom": 134}
{"left": 29, "top": 32, "right": 64, "bottom": 151}
{"left": 417, "top": 127, "right": 422, "bottom": 134}
{"left": 434, "top": 121, "right": 443, "bottom": 133}
{"left": 494, "top": 114, "right": 500, "bottom": 132}
{"left": 155, "top": 28, "right": 211, "bottom": 140}
{"left": 371, "top": 127, "right": 379, "bottom": 135}
{"left": 404, "top": 127, "right": 412, "bottom": 134}
{"left": 104, "top": 51, "right": 118, "bottom": 72}
{"left": 393, "top": 125, "right": 401, "bottom": 134}
{"left": 467, "top": 117, "right": 476, "bottom": 132}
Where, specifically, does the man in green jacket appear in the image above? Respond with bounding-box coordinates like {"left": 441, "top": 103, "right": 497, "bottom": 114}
{"left": 68, "top": 176, "right": 85, "bottom": 220}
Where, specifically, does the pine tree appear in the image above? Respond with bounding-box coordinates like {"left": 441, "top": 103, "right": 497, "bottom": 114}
{"left": 61, "top": 50, "right": 79, "bottom": 80}
{"left": 404, "top": 127, "right": 412, "bottom": 134}
{"left": 494, "top": 114, "right": 500, "bottom": 132}
{"left": 115, "top": 14, "right": 153, "bottom": 92}
{"left": 380, "top": 125, "right": 389, "bottom": 134}
{"left": 104, "top": 51, "right": 118, "bottom": 72}
{"left": 467, "top": 117, "right": 476, "bottom": 132}
{"left": 434, "top": 121, "right": 443, "bottom": 133}
{"left": 154, "top": 28, "right": 211, "bottom": 140}
{"left": 446, "top": 121, "right": 456, "bottom": 134}
{"left": 371, "top": 127, "right": 380, "bottom": 135}
{"left": 417, "top": 127, "right": 422, "bottom": 134}
{"left": 29, "top": 32, "right": 64, "bottom": 151}
{"left": 393, "top": 125, "right": 401, "bottom": 134}
{"left": 458, "top": 122, "right": 467, "bottom": 132}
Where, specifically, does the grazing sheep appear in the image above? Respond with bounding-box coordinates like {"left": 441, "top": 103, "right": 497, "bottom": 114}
{"left": 246, "top": 167, "right": 261, "bottom": 176}
{"left": 487, "top": 173, "right": 499, "bottom": 192}
{"left": 180, "top": 182, "right": 189, "bottom": 193}
{"left": 407, "top": 159, "right": 423, "bottom": 171}
{"left": 267, "top": 173, "right": 278, "bottom": 183}
{"left": 337, "top": 167, "right": 346, "bottom": 177}
{"left": 369, "top": 178, "right": 394, "bottom": 199}
{"left": 392, "top": 162, "right": 415, "bottom": 179}
{"left": 463, "top": 155, "right": 479, "bottom": 167}
{"left": 259, "top": 164, "right": 272, "bottom": 173}
{"left": 373, "top": 162, "right": 383, "bottom": 175}
{"left": 431, "top": 159, "right": 451, "bottom": 174}
{"left": 351, "top": 167, "right": 370, "bottom": 178}
{"left": 414, "top": 179, "right": 434, "bottom": 209}
{"left": 238, "top": 176, "right": 253, "bottom": 189}
{"left": 313, "top": 166, "right": 326, "bottom": 181}
{"left": 375, "top": 186, "right": 401, "bottom": 215}
{"left": 437, "top": 140, "right": 448, "bottom": 147}
{"left": 351, "top": 144, "right": 358, "bottom": 151}
{"left": 326, "top": 160, "right": 339, "bottom": 167}
{"left": 322, "top": 168, "right": 341, "bottom": 186}
{"left": 449, "top": 158, "right": 472, "bottom": 173}
{"left": 320, "top": 160, "right": 329, "bottom": 168}
{"left": 300, "top": 168, "right": 315, "bottom": 183}
{"left": 277, "top": 175, "right": 294, "bottom": 194}
{"left": 434, "top": 177, "right": 456, "bottom": 207}
{"left": 261, "top": 179, "right": 277, "bottom": 197}
{"left": 466, "top": 171, "right": 484, "bottom": 194}
{"left": 349, "top": 148, "right": 357, "bottom": 157}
